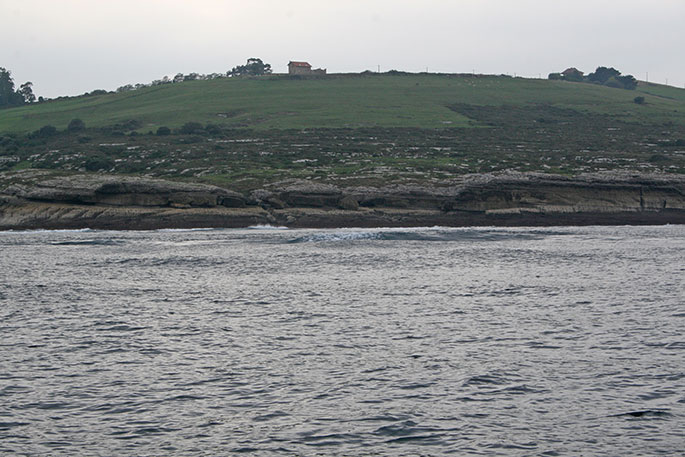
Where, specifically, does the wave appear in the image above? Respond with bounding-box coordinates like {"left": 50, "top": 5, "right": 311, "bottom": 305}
{"left": 286, "top": 227, "right": 561, "bottom": 243}
{"left": 609, "top": 410, "right": 672, "bottom": 419}
{"left": 50, "top": 239, "right": 124, "bottom": 246}
{"left": 0, "top": 228, "right": 94, "bottom": 234}
{"left": 247, "top": 225, "right": 289, "bottom": 230}
{"left": 154, "top": 228, "right": 218, "bottom": 232}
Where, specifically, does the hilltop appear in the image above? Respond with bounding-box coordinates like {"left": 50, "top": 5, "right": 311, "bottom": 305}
{"left": 2, "top": 72, "right": 685, "bottom": 132}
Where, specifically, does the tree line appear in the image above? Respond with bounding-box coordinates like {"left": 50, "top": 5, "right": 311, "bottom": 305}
{"left": 0, "top": 67, "right": 38, "bottom": 109}
{"left": 115, "top": 58, "right": 272, "bottom": 93}
{"left": 1, "top": 58, "right": 272, "bottom": 107}
{"left": 549, "top": 66, "right": 638, "bottom": 90}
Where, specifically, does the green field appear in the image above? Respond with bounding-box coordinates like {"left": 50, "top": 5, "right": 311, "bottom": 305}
{"left": 1, "top": 73, "right": 684, "bottom": 133}
{"left": 1, "top": 73, "right": 684, "bottom": 191}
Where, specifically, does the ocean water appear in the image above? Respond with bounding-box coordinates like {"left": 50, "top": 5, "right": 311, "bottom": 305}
{"left": 0, "top": 225, "right": 683, "bottom": 456}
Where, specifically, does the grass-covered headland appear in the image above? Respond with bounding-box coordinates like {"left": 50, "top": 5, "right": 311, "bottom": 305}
{"left": 1, "top": 72, "right": 684, "bottom": 230}
{"left": 1, "top": 72, "right": 684, "bottom": 191}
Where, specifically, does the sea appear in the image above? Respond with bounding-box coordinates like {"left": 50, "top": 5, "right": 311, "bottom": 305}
{"left": 1, "top": 225, "right": 683, "bottom": 456}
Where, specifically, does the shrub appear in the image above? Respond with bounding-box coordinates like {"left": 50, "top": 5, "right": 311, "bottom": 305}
{"left": 121, "top": 119, "right": 142, "bottom": 130}
{"left": 634, "top": 96, "right": 645, "bottom": 105}
{"left": 648, "top": 154, "right": 669, "bottom": 163}
{"left": 31, "top": 125, "right": 58, "bottom": 138}
{"left": 179, "top": 122, "right": 204, "bottom": 135}
{"left": 548, "top": 72, "right": 562, "bottom": 80}
{"left": 84, "top": 156, "right": 114, "bottom": 171}
{"left": 156, "top": 126, "right": 171, "bottom": 136}
{"left": 0, "top": 135, "right": 15, "bottom": 147}
{"left": 205, "top": 123, "right": 222, "bottom": 135}
{"left": 67, "top": 118, "right": 86, "bottom": 132}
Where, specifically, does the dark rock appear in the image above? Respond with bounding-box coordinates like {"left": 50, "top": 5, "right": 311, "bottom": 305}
{"left": 338, "top": 195, "right": 359, "bottom": 211}
{"left": 2, "top": 172, "right": 685, "bottom": 230}
{"left": 5, "top": 175, "right": 246, "bottom": 208}
{"left": 276, "top": 182, "right": 342, "bottom": 208}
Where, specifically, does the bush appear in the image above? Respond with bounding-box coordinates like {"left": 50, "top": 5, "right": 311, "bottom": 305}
{"left": 67, "top": 118, "right": 86, "bottom": 132}
{"left": 205, "top": 123, "right": 222, "bottom": 135}
{"left": 634, "top": 96, "right": 645, "bottom": 105}
{"left": 548, "top": 72, "right": 562, "bottom": 80}
{"left": 156, "top": 126, "right": 171, "bottom": 136}
{"left": 648, "top": 154, "right": 669, "bottom": 163}
{"left": 0, "top": 135, "right": 15, "bottom": 147}
{"left": 121, "top": 119, "right": 141, "bottom": 130}
{"left": 31, "top": 125, "right": 58, "bottom": 138}
{"left": 84, "top": 156, "right": 114, "bottom": 171}
{"left": 179, "top": 122, "right": 204, "bottom": 135}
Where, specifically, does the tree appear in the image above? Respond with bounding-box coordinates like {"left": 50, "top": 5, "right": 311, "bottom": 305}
{"left": 19, "top": 82, "right": 36, "bottom": 104}
{"left": 0, "top": 69, "right": 41, "bottom": 108}
{"left": 586, "top": 66, "right": 621, "bottom": 84}
{"left": 616, "top": 74, "right": 637, "bottom": 90}
{"left": 0, "top": 67, "right": 24, "bottom": 108}
{"left": 0, "top": 67, "right": 15, "bottom": 107}
{"left": 228, "top": 58, "right": 272, "bottom": 77}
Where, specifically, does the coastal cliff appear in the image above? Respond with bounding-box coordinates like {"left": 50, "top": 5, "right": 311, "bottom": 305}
{"left": 1, "top": 172, "right": 684, "bottom": 230}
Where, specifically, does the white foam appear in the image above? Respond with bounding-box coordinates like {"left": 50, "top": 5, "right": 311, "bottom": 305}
{"left": 0, "top": 228, "right": 94, "bottom": 234}
{"left": 294, "top": 231, "right": 382, "bottom": 242}
{"left": 154, "top": 228, "right": 217, "bottom": 232}
{"left": 247, "top": 225, "right": 289, "bottom": 230}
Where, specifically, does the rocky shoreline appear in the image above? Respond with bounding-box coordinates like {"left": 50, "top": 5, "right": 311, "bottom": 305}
{"left": 1, "top": 172, "right": 684, "bottom": 230}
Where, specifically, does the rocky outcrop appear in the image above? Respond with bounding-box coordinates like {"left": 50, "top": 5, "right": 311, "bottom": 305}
{"left": 4, "top": 175, "right": 247, "bottom": 208}
{"left": 268, "top": 172, "right": 685, "bottom": 214}
{"left": 1, "top": 172, "right": 684, "bottom": 230}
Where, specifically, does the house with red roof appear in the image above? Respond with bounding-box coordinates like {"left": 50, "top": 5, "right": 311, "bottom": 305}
{"left": 288, "top": 61, "right": 326, "bottom": 76}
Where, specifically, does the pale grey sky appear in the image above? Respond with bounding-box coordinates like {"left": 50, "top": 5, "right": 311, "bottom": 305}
{"left": 2, "top": 0, "right": 684, "bottom": 97}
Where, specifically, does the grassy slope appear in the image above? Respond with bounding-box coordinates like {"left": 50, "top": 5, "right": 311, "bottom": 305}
{"left": 1, "top": 74, "right": 684, "bottom": 133}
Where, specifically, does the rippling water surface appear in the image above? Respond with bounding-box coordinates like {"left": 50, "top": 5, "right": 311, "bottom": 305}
{"left": 1, "top": 225, "right": 684, "bottom": 456}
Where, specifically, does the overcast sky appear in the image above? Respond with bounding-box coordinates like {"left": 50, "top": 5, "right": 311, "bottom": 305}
{"left": 2, "top": 0, "right": 684, "bottom": 98}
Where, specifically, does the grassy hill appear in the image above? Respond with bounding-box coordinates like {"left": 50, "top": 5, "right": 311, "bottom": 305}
{"left": 1, "top": 73, "right": 684, "bottom": 133}
{"left": 1, "top": 73, "right": 684, "bottom": 191}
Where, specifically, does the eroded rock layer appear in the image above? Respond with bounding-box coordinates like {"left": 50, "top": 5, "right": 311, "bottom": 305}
{"left": 1, "top": 173, "right": 684, "bottom": 230}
